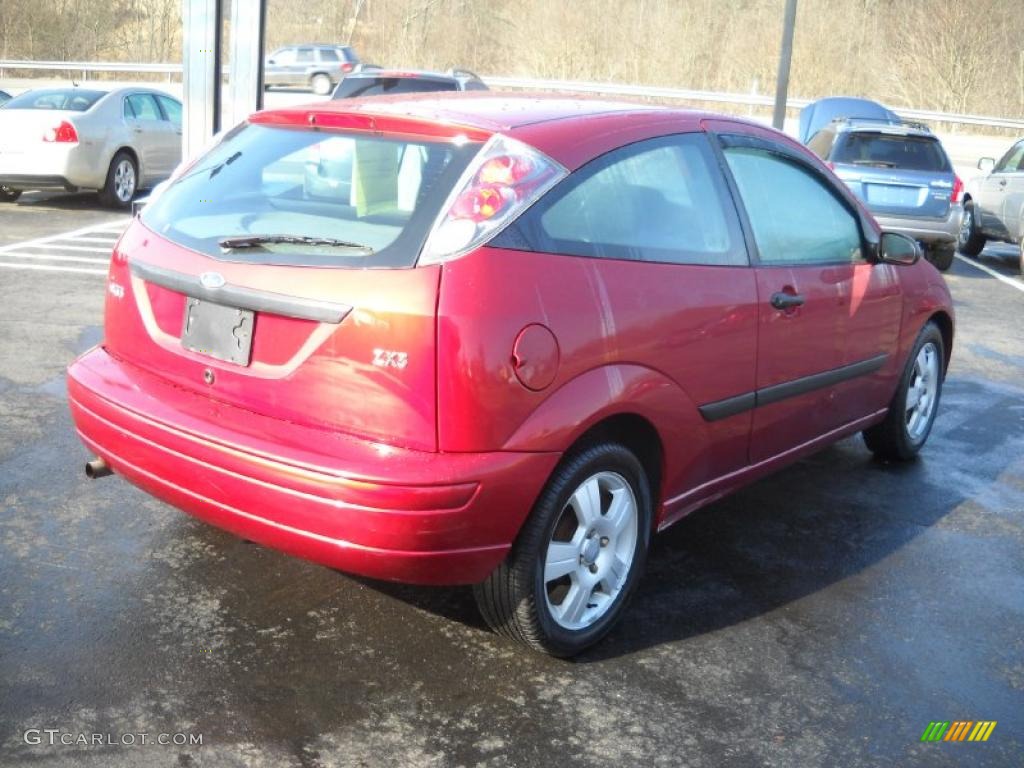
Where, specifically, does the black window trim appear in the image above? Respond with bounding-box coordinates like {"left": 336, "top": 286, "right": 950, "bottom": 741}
{"left": 710, "top": 130, "right": 878, "bottom": 268}
{"left": 491, "top": 130, "right": 753, "bottom": 269}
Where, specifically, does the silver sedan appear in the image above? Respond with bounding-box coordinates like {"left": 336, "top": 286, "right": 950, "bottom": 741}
{"left": 0, "top": 86, "right": 182, "bottom": 208}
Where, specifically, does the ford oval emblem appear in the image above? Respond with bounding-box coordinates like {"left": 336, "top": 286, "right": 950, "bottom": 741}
{"left": 200, "top": 272, "right": 225, "bottom": 290}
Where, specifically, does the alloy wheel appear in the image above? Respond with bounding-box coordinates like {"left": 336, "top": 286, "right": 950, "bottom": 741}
{"left": 543, "top": 471, "right": 638, "bottom": 631}
{"left": 905, "top": 341, "right": 940, "bottom": 442}
{"left": 114, "top": 159, "right": 136, "bottom": 202}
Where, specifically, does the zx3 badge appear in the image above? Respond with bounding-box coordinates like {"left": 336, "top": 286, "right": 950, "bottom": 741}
{"left": 372, "top": 349, "right": 408, "bottom": 369}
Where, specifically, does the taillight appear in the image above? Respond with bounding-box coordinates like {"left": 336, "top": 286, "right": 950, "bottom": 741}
{"left": 342, "top": 62, "right": 354, "bottom": 73}
{"left": 419, "top": 134, "right": 567, "bottom": 265}
{"left": 43, "top": 120, "right": 78, "bottom": 143}
{"left": 951, "top": 175, "right": 964, "bottom": 203}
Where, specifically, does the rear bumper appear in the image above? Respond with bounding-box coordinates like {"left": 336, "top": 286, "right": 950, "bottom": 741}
{"left": 67, "top": 347, "right": 559, "bottom": 585}
{"left": 0, "top": 174, "right": 77, "bottom": 192}
{"left": 874, "top": 204, "right": 962, "bottom": 245}
{"left": 0, "top": 143, "right": 105, "bottom": 190}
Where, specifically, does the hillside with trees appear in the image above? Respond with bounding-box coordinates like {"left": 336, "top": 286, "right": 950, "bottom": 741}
{"left": 1, "top": 0, "right": 1021, "bottom": 117}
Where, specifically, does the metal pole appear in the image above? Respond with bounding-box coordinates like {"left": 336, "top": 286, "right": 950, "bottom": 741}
{"left": 182, "top": 0, "right": 223, "bottom": 161}
{"left": 772, "top": 0, "right": 798, "bottom": 130}
{"left": 226, "top": 0, "right": 266, "bottom": 129}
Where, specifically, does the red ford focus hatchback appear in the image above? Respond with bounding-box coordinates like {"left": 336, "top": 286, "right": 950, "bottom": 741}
{"left": 68, "top": 96, "right": 954, "bottom": 655}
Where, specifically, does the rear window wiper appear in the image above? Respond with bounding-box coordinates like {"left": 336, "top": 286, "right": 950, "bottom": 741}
{"left": 219, "top": 234, "right": 375, "bottom": 255}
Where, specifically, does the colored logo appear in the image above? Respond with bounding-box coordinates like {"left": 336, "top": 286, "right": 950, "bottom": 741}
{"left": 921, "top": 721, "right": 997, "bottom": 742}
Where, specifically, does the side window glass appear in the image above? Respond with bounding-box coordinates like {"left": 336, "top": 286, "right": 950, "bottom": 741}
{"left": 157, "top": 96, "right": 182, "bottom": 127}
{"left": 994, "top": 142, "right": 1024, "bottom": 173}
{"left": 126, "top": 94, "right": 161, "bottom": 122}
{"left": 319, "top": 49, "right": 340, "bottom": 62}
{"left": 723, "top": 146, "right": 862, "bottom": 265}
{"left": 296, "top": 48, "right": 315, "bottom": 64}
{"left": 501, "top": 134, "right": 746, "bottom": 266}
{"left": 273, "top": 49, "right": 296, "bottom": 65}
{"left": 123, "top": 99, "right": 135, "bottom": 119}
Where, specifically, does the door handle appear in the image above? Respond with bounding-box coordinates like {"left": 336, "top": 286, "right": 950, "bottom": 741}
{"left": 770, "top": 292, "right": 805, "bottom": 310}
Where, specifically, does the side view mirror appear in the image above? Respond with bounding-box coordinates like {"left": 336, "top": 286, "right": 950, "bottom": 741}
{"left": 877, "top": 232, "right": 921, "bottom": 265}
{"left": 977, "top": 157, "right": 995, "bottom": 172}
{"left": 267, "top": 58, "right": 276, "bottom": 65}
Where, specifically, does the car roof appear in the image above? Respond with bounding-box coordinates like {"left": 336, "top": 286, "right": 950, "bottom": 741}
{"left": 254, "top": 94, "right": 774, "bottom": 170}
{"left": 277, "top": 43, "right": 351, "bottom": 49}
{"left": 287, "top": 93, "right": 672, "bottom": 132}
{"left": 836, "top": 119, "right": 935, "bottom": 139}
{"left": 348, "top": 67, "right": 478, "bottom": 82}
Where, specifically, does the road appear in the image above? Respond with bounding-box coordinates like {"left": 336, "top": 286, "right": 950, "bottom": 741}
{"left": 0, "top": 191, "right": 1022, "bottom": 767}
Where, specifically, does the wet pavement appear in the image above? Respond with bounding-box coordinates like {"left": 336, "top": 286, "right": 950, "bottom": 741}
{"left": 1, "top": 192, "right": 1022, "bottom": 767}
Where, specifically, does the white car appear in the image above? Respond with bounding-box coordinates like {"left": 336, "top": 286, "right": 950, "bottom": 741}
{"left": 0, "top": 87, "right": 182, "bottom": 208}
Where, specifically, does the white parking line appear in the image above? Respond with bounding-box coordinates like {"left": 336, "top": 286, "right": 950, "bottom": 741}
{"left": 59, "top": 236, "right": 120, "bottom": 245}
{"left": 954, "top": 254, "right": 1024, "bottom": 295}
{"left": 0, "top": 219, "right": 127, "bottom": 254}
{"left": 20, "top": 243, "right": 114, "bottom": 254}
{"left": 0, "top": 219, "right": 126, "bottom": 276}
{"left": 0, "top": 261, "right": 107, "bottom": 276}
{"left": 1, "top": 251, "right": 109, "bottom": 265}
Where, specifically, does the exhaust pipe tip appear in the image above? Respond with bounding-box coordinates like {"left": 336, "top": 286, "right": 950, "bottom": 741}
{"left": 85, "top": 458, "right": 112, "bottom": 479}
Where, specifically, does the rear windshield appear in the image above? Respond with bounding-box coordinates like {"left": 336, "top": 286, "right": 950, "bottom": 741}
{"left": 5, "top": 89, "right": 105, "bottom": 111}
{"left": 333, "top": 77, "right": 458, "bottom": 99}
{"left": 832, "top": 132, "right": 950, "bottom": 172}
{"left": 142, "top": 123, "right": 480, "bottom": 268}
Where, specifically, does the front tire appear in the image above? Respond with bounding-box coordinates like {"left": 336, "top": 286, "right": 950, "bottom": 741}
{"left": 957, "top": 200, "right": 986, "bottom": 257}
{"left": 473, "top": 442, "right": 652, "bottom": 657}
{"left": 0, "top": 186, "right": 21, "bottom": 203}
{"left": 99, "top": 151, "right": 138, "bottom": 209}
{"left": 310, "top": 73, "right": 332, "bottom": 96}
{"left": 863, "top": 321, "right": 945, "bottom": 461}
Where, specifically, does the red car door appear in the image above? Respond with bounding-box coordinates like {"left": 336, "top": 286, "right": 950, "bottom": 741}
{"left": 713, "top": 128, "right": 888, "bottom": 463}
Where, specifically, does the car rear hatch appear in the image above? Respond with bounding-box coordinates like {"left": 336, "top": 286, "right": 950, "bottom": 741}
{"left": 830, "top": 130, "right": 955, "bottom": 219}
{"left": 0, "top": 109, "right": 85, "bottom": 169}
{"left": 104, "top": 110, "right": 489, "bottom": 452}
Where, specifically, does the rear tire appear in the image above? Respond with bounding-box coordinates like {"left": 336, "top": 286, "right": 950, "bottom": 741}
{"left": 863, "top": 321, "right": 945, "bottom": 462}
{"left": 957, "top": 200, "right": 986, "bottom": 257}
{"left": 928, "top": 244, "right": 955, "bottom": 271}
{"left": 310, "top": 73, "right": 332, "bottom": 96}
{"left": 98, "top": 151, "right": 138, "bottom": 209}
{"left": 473, "top": 442, "right": 652, "bottom": 657}
{"left": 0, "top": 186, "right": 20, "bottom": 203}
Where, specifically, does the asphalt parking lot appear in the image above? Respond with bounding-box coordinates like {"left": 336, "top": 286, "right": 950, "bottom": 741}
{"left": 0, "top": 191, "right": 1022, "bottom": 767}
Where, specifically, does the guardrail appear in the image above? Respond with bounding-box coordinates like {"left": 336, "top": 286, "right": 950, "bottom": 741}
{"left": 2, "top": 60, "right": 1022, "bottom": 132}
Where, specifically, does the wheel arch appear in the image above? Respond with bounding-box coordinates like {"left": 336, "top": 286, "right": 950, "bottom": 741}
{"left": 929, "top": 310, "right": 954, "bottom": 374}
{"left": 563, "top": 412, "right": 665, "bottom": 519}
{"left": 501, "top": 363, "right": 711, "bottom": 520}
{"left": 111, "top": 146, "right": 141, "bottom": 183}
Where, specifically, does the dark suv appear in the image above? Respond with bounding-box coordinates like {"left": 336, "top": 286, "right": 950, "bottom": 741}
{"left": 265, "top": 45, "right": 360, "bottom": 95}
{"left": 331, "top": 68, "right": 487, "bottom": 99}
{"left": 807, "top": 118, "right": 962, "bottom": 271}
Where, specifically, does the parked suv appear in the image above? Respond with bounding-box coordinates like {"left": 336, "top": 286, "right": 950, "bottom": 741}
{"left": 959, "top": 138, "right": 1024, "bottom": 274}
{"left": 68, "top": 97, "right": 953, "bottom": 656}
{"left": 265, "top": 45, "right": 360, "bottom": 95}
{"left": 806, "top": 118, "right": 962, "bottom": 271}
{"left": 331, "top": 67, "right": 487, "bottom": 99}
